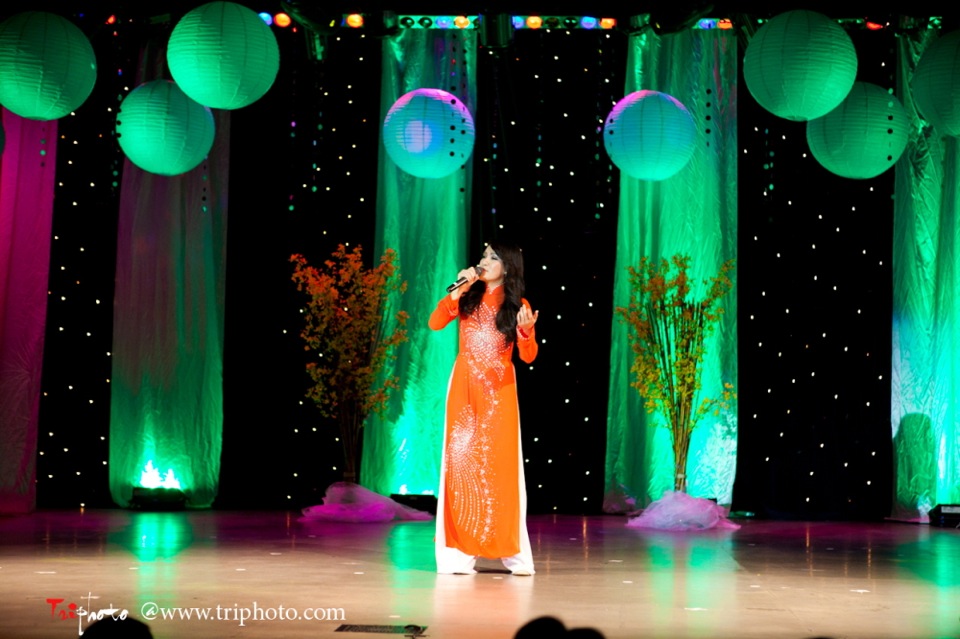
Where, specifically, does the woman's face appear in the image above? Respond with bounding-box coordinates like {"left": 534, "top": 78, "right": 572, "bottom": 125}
{"left": 478, "top": 245, "right": 505, "bottom": 285}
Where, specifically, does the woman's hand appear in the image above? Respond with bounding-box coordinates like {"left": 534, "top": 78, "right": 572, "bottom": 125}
{"left": 517, "top": 304, "right": 539, "bottom": 336}
{"left": 450, "top": 267, "right": 481, "bottom": 301}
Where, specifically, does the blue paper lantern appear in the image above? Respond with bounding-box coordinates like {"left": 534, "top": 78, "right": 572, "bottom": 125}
{"left": 603, "top": 90, "right": 697, "bottom": 181}
{"left": 116, "top": 80, "right": 216, "bottom": 176}
{"left": 382, "top": 88, "right": 476, "bottom": 179}
{"left": 806, "top": 82, "right": 908, "bottom": 180}
{"left": 167, "top": 1, "right": 280, "bottom": 110}
{"left": 911, "top": 30, "right": 960, "bottom": 137}
{"left": 743, "top": 10, "right": 857, "bottom": 121}
{"left": 0, "top": 11, "right": 97, "bottom": 121}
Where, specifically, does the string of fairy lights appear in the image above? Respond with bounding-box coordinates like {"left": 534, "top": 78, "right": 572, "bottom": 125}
{"left": 734, "top": 22, "right": 897, "bottom": 517}
{"left": 34, "top": 6, "right": 905, "bottom": 517}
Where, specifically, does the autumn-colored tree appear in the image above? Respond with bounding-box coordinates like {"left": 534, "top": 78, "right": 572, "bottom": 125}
{"left": 616, "top": 255, "right": 736, "bottom": 492}
{"left": 290, "top": 245, "right": 408, "bottom": 483}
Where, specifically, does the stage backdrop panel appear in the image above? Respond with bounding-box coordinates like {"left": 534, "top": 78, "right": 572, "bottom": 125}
{"left": 891, "top": 28, "right": 960, "bottom": 521}
{"left": 363, "top": 29, "right": 476, "bottom": 496}
{"left": 604, "top": 26, "right": 739, "bottom": 510}
{"left": 0, "top": 110, "right": 57, "bottom": 514}
{"left": 108, "top": 41, "right": 231, "bottom": 508}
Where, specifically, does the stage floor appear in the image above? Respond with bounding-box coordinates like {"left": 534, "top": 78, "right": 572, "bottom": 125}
{"left": 0, "top": 509, "right": 957, "bottom": 639}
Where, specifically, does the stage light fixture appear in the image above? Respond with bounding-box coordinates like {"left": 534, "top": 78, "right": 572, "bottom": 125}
{"left": 129, "top": 487, "right": 187, "bottom": 511}
{"left": 435, "top": 16, "right": 453, "bottom": 29}
{"left": 454, "top": 16, "right": 471, "bottom": 29}
{"left": 258, "top": 11, "right": 273, "bottom": 25}
{"left": 511, "top": 15, "right": 615, "bottom": 31}
{"left": 400, "top": 16, "right": 415, "bottom": 27}
{"left": 930, "top": 504, "right": 960, "bottom": 527}
{"left": 418, "top": 16, "right": 433, "bottom": 28}
{"left": 274, "top": 12, "right": 291, "bottom": 27}
{"left": 346, "top": 13, "right": 363, "bottom": 28}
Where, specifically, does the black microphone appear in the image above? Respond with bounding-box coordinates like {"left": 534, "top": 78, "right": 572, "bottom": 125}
{"left": 446, "top": 266, "right": 485, "bottom": 293}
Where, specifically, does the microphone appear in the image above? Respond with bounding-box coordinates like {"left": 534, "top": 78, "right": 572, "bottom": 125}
{"left": 446, "top": 266, "right": 485, "bottom": 293}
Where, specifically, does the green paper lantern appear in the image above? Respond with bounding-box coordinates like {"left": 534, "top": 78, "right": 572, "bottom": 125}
{"left": 0, "top": 11, "right": 97, "bottom": 121}
{"left": 167, "top": 1, "right": 280, "bottom": 110}
{"left": 603, "top": 90, "right": 697, "bottom": 181}
{"left": 744, "top": 10, "right": 857, "bottom": 122}
{"left": 382, "top": 88, "right": 476, "bottom": 179}
{"left": 806, "top": 82, "right": 908, "bottom": 180}
{"left": 911, "top": 30, "right": 960, "bottom": 137}
{"left": 116, "top": 80, "right": 216, "bottom": 176}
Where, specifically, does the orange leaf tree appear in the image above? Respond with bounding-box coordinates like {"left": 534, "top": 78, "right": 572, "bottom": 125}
{"left": 615, "top": 255, "right": 735, "bottom": 492}
{"left": 290, "top": 245, "right": 408, "bottom": 483}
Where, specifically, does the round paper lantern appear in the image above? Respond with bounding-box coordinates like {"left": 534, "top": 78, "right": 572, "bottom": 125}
{"left": 806, "top": 82, "right": 908, "bottom": 180}
{"left": 167, "top": 1, "right": 280, "bottom": 110}
{"left": 116, "top": 80, "right": 216, "bottom": 176}
{"left": 743, "top": 10, "right": 857, "bottom": 121}
{"left": 382, "top": 88, "right": 476, "bottom": 179}
{"left": 602, "top": 90, "right": 697, "bottom": 181}
{"left": 0, "top": 11, "right": 97, "bottom": 120}
{"left": 911, "top": 30, "right": 960, "bottom": 137}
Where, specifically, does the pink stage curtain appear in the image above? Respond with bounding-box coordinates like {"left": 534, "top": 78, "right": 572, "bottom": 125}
{"left": 0, "top": 110, "right": 58, "bottom": 514}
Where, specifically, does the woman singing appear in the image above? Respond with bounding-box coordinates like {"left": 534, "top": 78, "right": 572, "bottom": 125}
{"left": 429, "top": 241, "right": 539, "bottom": 575}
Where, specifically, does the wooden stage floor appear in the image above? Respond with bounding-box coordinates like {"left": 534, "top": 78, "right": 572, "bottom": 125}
{"left": 0, "top": 510, "right": 957, "bottom": 639}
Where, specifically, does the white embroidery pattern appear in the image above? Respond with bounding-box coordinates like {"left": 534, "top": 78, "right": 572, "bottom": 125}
{"left": 449, "top": 295, "right": 509, "bottom": 545}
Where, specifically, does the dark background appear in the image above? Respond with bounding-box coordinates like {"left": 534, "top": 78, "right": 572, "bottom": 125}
{"left": 29, "top": 1, "right": 935, "bottom": 519}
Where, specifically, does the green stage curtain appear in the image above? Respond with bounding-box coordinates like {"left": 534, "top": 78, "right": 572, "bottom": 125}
{"left": 604, "top": 27, "right": 739, "bottom": 510}
{"left": 108, "top": 44, "right": 230, "bottom": 508}
{"left": 891, "top": 30, "right": 960, "bottom": 521}
{"left": 362, "top": 29, "right": 476, "bottom": 496}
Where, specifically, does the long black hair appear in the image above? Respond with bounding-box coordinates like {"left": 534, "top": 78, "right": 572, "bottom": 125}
{"left": 459, "top": 240, "right": 525, "bottom": 345}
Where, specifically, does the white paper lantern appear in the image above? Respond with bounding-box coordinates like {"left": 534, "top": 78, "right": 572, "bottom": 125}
{"left": 0, "top": 11, "right": 97, "bottom": 121}
{"left": 116, "top": 80, "right": 216, "bottom": 176}
{"left": 382, "top": 88, "right": 476, "bottom": 179}
{"left": 743, "top": 10, "right": 857, "bottom": 121}
{"left": 167, "top": 1, "right": 280, "bottom": 110}
{"left": 603, "top": 90, "right": 697, "bottom": 181}
{"left": 911, "top": 30, "right": 960, "bottom": 137}
{"left": 806, "top": 82, "right": 908, "bottom": 179}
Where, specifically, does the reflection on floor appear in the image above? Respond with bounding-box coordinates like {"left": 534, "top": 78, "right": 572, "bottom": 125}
{"left": 0, "top": 510, "right": 958, "bottom": 639}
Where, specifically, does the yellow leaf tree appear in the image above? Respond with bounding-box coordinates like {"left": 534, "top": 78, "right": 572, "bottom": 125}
{"left": 290, "top": 245, "right": 408, "bottom": 483}
{"left": 616, "top": 255, "right": 735, "bottom": 492}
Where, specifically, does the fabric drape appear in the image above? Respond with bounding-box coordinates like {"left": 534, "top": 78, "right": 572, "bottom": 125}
{"left": 363, "top": 29, "right": 476, "bottom": 496}
{"left": 0, "top": 110, "right": 57, "bottom": 514}
{"left": 604, "top": 28, "right": 739, "bottom": 510}
{"left": 108, "top": 44, "right": 230, "bottom": 508}
{"left": 891, "top": 29, "right": 960, "bottom": 521}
